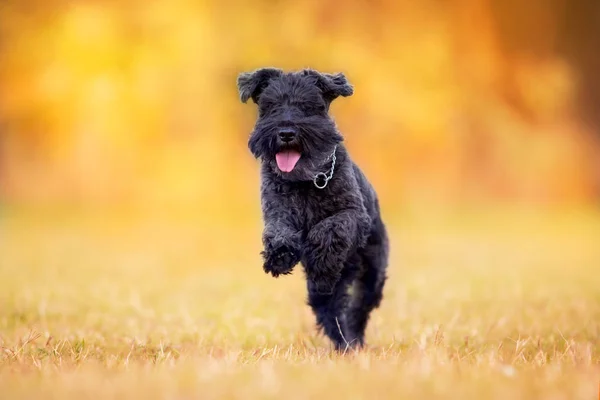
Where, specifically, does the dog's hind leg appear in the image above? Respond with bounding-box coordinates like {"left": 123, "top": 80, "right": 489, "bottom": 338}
{"left": 307, "top": 268, "right": 358, "bottom": 352}
{"left": 345, "top": 219, "right": 389, "bottom": 347}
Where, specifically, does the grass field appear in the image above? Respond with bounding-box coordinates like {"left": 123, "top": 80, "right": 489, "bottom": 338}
{"left": 1, "top": 207, "right": 599, "bottom": 399}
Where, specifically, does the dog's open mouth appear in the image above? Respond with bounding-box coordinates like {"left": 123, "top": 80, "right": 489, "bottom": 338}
{"left": 275, "top": 150, "right": 301, "bottom": 173}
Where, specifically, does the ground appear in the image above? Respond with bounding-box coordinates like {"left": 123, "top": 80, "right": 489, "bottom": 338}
{"left": 0, "top": 206, "right": 599, "bottom": 399}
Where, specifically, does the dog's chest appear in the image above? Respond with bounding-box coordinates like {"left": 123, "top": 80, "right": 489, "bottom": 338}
{"left": 288, "top": 185, "right": 340, "bottom": 231}
{"left": 266, "top": 178, "right": 343, "bottom": 232}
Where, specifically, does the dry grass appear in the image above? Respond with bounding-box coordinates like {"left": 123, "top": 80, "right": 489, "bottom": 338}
{"left": 1, "top": 207, "right": 599, "bottom": 399}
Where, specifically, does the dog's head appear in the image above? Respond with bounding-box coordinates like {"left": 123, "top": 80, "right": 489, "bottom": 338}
{"left": 237, "top": 68, "right": 353, "bottom": 180}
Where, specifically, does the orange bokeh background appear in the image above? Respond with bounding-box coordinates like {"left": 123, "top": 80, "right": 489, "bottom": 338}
{"left": 1, "top": 1, "right": 599, "bottom": 221}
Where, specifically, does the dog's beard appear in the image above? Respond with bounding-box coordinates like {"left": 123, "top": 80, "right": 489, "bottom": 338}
{"left": 249, "top": 116, "right": 342, "bottom": 181}
{"left": 269, "top": 143, "right": 339, "bottom": 182}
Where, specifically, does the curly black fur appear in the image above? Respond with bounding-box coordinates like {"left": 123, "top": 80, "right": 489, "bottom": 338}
{"left": 238, "top": 67, "right": 389, "bottom": 351}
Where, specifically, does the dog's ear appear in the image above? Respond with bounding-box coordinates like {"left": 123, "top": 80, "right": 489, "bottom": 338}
{"left": 237, "top": 68, "right": 283, "bottom": 104}
{"left": 305, "top": 70, "right": 354, "bottom": 103}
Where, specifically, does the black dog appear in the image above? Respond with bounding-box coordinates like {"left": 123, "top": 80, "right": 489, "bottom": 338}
{"left": 237, "top": 68, "right": 389, "bottom": 350}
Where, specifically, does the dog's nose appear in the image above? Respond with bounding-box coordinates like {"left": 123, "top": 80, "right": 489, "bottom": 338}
{"left": 278, "top": 129, "right": 296, "bottom": 143}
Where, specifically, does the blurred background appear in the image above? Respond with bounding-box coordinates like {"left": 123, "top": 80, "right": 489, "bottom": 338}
{"left": 1, "top": 0, "right": 600, "bottom": 223}
{"left": 1, "top": 2, "right": 600, "bottom": 366}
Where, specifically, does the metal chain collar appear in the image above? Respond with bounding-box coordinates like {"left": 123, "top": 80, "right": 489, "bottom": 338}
{"left": 313, "top": 146, "right": 337, "bottom": 189}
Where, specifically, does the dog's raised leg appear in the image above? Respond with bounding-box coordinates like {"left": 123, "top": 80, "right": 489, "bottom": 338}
{"left": 260, "top": 193, "right": 303, "bottom": 278}
{"left": 302, "top": 210, "right": 370, "bottom": 289}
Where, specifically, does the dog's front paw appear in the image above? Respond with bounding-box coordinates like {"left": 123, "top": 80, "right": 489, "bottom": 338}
{"left": 261, "top": 245, "right": 300, "bottom": 278}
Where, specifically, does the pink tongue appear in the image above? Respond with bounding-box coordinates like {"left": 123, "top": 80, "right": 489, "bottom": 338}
{"left": 275, "top": 150, "right": 301, "bottom": 172}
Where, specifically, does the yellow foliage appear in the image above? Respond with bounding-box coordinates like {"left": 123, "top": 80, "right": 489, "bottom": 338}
{"left": 0, "top": 1, "right": 597, "bottom": 215}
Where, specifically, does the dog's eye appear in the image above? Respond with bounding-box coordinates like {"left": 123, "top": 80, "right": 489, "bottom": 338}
{"left": 301, "top": 103, "right": 325, "bottom": 115}
{"left": 258, "top": 105, "right": 274, "bottom": 116}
